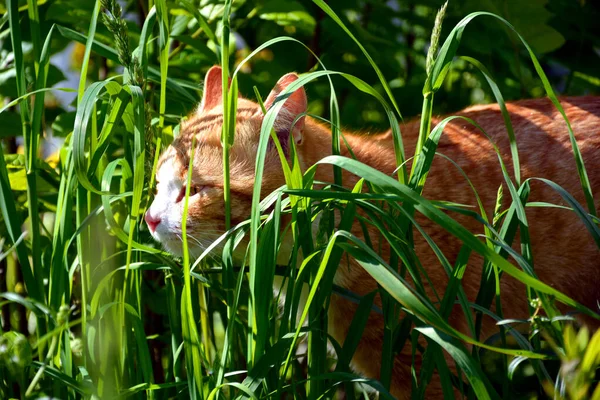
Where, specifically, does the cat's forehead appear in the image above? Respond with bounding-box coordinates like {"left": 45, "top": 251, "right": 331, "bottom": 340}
{"left": 165, "top": 99, "right": 260, "bottom": 152}
{"left": 155, "top": 98, "right": 264, "bottom": 179}
{"left": 183, "top": 99, "right": 261, "bottom": 132}
{"left": 156, "top": 146, "right": 185, "bottom": 182}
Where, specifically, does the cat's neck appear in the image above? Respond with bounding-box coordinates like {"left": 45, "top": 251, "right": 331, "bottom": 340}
{"left": 298, "top": 117, "right": 419, "bottom": 185}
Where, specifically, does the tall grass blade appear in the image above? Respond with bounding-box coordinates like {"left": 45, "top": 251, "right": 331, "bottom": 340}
{"left": 425, "top": 11, "right": 596, "bottom": 215}
{"left": 181, "top": 136, "right": 204, "bottom": 396}
{"left": 6, "top": 0, "right": 45, "bottom": 307}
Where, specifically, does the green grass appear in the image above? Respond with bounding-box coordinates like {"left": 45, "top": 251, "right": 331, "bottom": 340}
{"left": 1, "top": 1, "right": 600, "bottom": 399}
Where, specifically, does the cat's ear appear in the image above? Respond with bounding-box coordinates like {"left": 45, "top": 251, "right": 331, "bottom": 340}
{"left": 199, "top": 66, "right": 224, "bottom": 112}
{"left": 264, "top": 73, "right": 307, "bottom": 145}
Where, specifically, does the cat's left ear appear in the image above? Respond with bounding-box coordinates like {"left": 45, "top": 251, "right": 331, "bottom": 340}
{"left": 264, "top": 73, "right": 307, "bottom": 145}
{"left": 199, "top": 66, "right": 242, "bottom": 113}
{"left": 199, "top": 66, "right": 223, "bottom": 112}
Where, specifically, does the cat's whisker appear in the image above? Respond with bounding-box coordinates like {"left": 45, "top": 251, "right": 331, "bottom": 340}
{"left": 183, "top": 233, "right": 222, "bottom": 264}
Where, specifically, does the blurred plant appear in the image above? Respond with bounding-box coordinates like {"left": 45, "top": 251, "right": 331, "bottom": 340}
{"left": 544, "top": 324, "right": 600, "bottom": 400}
{"left": 0, "top": 331, "right": 32, "bottom": 397}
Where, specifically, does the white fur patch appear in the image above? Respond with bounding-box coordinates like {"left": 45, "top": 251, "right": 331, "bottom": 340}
{"left": 147, "top": 157, "right": 186, "bottom": 255}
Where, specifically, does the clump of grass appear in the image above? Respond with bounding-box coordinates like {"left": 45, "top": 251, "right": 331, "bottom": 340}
{"left": 0, "top": 1, "right": 599, "bottom": 399}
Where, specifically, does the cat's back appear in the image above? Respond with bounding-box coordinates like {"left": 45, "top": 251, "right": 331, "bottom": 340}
{"left": 425, "top": 96, "right": 600, "bottom": 199}
{"left": 453, "top": 95, "right": 600, "bottom": 145}
{"left": 415, "top": 96, "right": 600, "bottom": 320}
{"left": 446, "top": 96, "right": 599, "bottom": 155}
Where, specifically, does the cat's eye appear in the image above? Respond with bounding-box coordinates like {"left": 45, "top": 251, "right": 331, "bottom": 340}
{"left": 189, "top": 185, "right": 206, "bottom": 196}
{"left": 175, "top": 185, "right": 206, "bottom": 203}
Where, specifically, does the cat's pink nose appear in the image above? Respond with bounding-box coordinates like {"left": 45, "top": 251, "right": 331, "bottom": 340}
{"left": 145, "top": 211, "right": 161, "bottom": 233}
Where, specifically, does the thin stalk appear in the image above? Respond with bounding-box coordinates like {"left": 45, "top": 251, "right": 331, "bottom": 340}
{"left": 25, "top": 332, "right": 59, "bottom": 397}
{"left": 330, "top": 87, "right": 342, "bottom": 186}
{"left": 181, "top": 136, "right": 204, "bottom": 396}
{"left": 198, "top": 281, "right": 211, "bottom": 364}
{"left": 155, "top": 0, "right": 170, "bottom": 160}
{"left": 73, "top": 0, "right": 101, "bottom": 354}
{"left": 412, "top": 1, "right": 446, "bottom": 177}
{"left": 221, "top": 1, "right": 232, "bottom": 233}
{"left": 222, "top": 130, "right": 231, "bottom": 231}
{"left": 81, "top": 102, "right": 99, "bottom": 345}
{"left": 299, "top": 209, "right": 326, "bottom": 399}
{"left": 7, "top": 0, "right": 46, "bottom": 322}
{"left": 26, "top": 0, "right": 41, "bottom": 70}
{"left": 411, "top": 93, "right": 434, "bottom": 176}
{"left": 26, "top": 305, "right": 69, "bottom": 396}
{"left": 218, "top": 3, "right": 237, "bottom": 392}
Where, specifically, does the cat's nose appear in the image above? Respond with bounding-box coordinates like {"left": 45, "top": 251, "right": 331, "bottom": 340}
{"left": 145, "top": 210, "right": 161, "bottom": 233}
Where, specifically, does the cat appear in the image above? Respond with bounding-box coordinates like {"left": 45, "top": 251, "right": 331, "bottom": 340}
{"left": 145, "top": 66, "right": 600, "bottom": 399}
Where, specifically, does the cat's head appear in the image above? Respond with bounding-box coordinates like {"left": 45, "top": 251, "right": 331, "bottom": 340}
{"left": 145, "top": 66, "right": 307, "bottom": 257}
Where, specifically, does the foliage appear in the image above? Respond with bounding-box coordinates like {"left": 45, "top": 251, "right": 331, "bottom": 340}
{"left": 0, "top": 0, "right": 600, "bottom": 399}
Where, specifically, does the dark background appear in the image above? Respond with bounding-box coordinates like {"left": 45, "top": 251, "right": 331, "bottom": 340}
{"left": 1, "top": 0, "right": 599, "bottom": 138}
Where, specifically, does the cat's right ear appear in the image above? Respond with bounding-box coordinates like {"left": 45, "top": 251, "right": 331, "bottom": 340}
{"left": 263, "top": 73, "right": 307, "bottom": 145}
{"left": 199, "top": 66, "right": 223, "bottom": 112}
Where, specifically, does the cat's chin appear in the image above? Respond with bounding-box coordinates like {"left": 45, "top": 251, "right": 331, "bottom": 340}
{"left": 153, "top": 231, "right": 257, "bottom": 265}
{"left": 162, "top": 243, "right": 200, "bottom": 261}
{"left": 162, "top": 241, "right": 184, "bottom": 257}
{"left": 158, "top": 237, "right": 222, "bottom": 261}
{"left": 150, "top": 231, "right": 186, "bottom": 257}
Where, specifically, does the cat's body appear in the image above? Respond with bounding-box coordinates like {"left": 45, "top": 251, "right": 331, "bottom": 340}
{"left": 146, "top": 67, "right": 600, "bottom": 399}
{"left": 319, "top": 96, "right": 600, "bottom": 397}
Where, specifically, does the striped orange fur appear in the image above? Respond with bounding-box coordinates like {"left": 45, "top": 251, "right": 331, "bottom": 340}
{"left": 147, "top": 66, "right": 600, "bottom": 398}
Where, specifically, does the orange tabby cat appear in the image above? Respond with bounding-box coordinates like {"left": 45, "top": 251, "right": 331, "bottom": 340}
{"left": 145, "top": 66, "right": 600, "bottom": 398}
